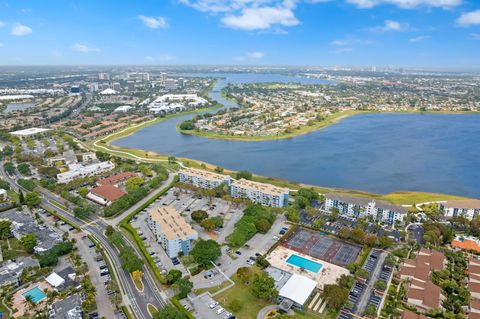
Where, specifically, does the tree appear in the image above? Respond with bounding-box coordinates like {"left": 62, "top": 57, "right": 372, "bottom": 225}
{"left": 74, "top": 207, "right": 92, "bottom": 219}
{"left": 179, "top": 120, "right": 195, "bottom": 130}
{"left": 17, "top": 163, "right": 32, "bottom": 176}
{"left": 126, "top": 176, "right": 144, "bottom": 193}
{"left": 24, "top": 192, "right": 41, "bottom": 207}
{"left": 255, "top": 255, "right": 270, "bottom": 269}
{"left": 153, "top": 305, "right": 188, "bottom": 319}
{"left": 0, "top": 179, "right": 10, "bottom": 191}
{"left": 229, "top": 299, "right": 243, "bottom": 312}
{"left": 119, "top": 247, "right": 144, "bottom": 272}
{"left": 255, "top": 218, "right": 271, "bottom": 234}
{"left": 19, "top": 190, "right": 25, "bottom": 204}
{"left": 297, "top": 188, "right": 319, "bottom": 204}
{"left": 364, "top": 304, "right": 377, "bottom": 317}
{"left": 105, "top": 225, "right": 115, "bottom": 237}
{"left": 167, "top": 156, "right": 177, "bottom": 164}
{"left": 20, "top": 233, "right": 37, "bottom": 253}
{"left": 173, "top": 278, "right": 193, "bottom": 299}
{"left": 285, "top": 207, "right": 300, "bottom": 223}
{"left": 78, "top": 187, "right": 89, "bottom": 197}
{"left": 374, "top": 279, "right": 387, "bottom": 291}
{"left": 252, "top": 273, "right": 278, "bottom": 300}
{"left": 236, "top": 267, "right": 254, "bottom": 284}
{"left": 236, "top": 170, "right": 252, "bottom": 180}
{"left": 201, "top": 219, "right": 217, "bottom": 231}
{"left": 356, "top": 268, "right": 369, "bottom": 280}
{"left": 321, "top": 284, "right": 349, "bottom": 310}
{"left": 191, "top": 210, "right": 208, "bottom": 223}
{"left": 191, "top": 239, "right": 221, "bottom": 267}
{"left": 214, "top": 166, "right": 224, "bottom": 173}
{"left": 295, "top": 196, "right": 308, "bottom": 209}
{"left": 0, "top": 220, "right": 12, "bottom": 239}
{"left": 166, "top": 269, "right": 182, "bottom": 284}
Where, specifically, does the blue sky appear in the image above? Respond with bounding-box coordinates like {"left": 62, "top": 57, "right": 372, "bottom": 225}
{"left": 0, "top": 0, "right": 479, "bottom": 67}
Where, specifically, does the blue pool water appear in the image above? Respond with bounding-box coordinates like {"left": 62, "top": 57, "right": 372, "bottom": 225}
{"left": 286, "top": 254, "right": 323, "bottom": 273}
{"left": 22, "top": 287, "right": 47, "bottom": 303}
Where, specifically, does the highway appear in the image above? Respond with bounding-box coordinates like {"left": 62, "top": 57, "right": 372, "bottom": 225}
{"left": 0, "top": 161, "right": 170, "bottom": 319}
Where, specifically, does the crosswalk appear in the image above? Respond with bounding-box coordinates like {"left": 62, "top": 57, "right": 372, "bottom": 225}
{"left": 308, "top": 292, "right": 326, "bottom": 314}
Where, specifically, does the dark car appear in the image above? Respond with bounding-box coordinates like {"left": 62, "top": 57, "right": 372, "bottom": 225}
{"left": 235, "top": 251, "right": 242, "bottom": 255}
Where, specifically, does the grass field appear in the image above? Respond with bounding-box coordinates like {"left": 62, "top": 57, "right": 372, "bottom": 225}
{"left": 215, "top": 267, "right": 270, "bottom": 319}
{"left": 193, "top": 280, "right": 231, "bottom": 296}
{"left": 1, "top": 237, "right": 28, "bottom": 260}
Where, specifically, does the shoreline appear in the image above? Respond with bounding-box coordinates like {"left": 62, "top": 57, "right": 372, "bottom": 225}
{"left": 86, "top": 107, "right": 472, "bottom": 205}
{"left": 177, "top": 110, "right": 480, "bottom": 142}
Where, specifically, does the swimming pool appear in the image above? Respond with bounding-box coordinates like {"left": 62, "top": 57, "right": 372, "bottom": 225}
{"left": 286, "top": 254, "right": 323, "bottom": 273}
{"left": 22, "top": 287, "right": 47, "bottom": 303}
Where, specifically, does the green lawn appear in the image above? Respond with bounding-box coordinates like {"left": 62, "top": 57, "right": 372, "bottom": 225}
{"left": 215, "top": 267, "right": 270, "bottom": 319}
{"left": 1, "top": 237, "right": 29, "bottom": 260}
{"left": 194, "top": 280, "right": 231, "bottom": 295}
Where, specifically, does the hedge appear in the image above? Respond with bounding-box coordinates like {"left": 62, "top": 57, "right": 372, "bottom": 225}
{"left": 171, "top": 297, "right": 196, "bottom": 319}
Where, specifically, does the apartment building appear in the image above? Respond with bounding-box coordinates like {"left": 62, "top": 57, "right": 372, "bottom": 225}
{"left": 399, "top": 248, "right": 445, "bottom": 312}
{"left": 325, "top": 193, "right": 408, "bottom": 225}
{"left": 147, "top": 205, "right": 198, "bottom": 258}
{"left": 439, "top": 199, "right": 480, "bottom": 220}
{"left": 178, "top": 168, "right": 232, "bottom": 189}
{"left": 230, "top": 178, "right": 289, "bottom": 208}
{"left": 57, "top": 161, "right": 114, "bottom": 184}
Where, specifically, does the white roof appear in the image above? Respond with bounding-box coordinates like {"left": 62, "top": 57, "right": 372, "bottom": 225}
{"left": 10, "top": 127, "right": 51, "bottom": 136}
{"left": 279, "top": 274, "right": 317, "bottom": 305}
{"left": 99, "top": 88, "right": 118, "bottom": 95}
{"left": 0, "top": 189, "right": 6, "bottom": 195}
{"left": 46, "top": 272, "right": 65, "bottom": 287}
{"left": 114, "top": 105, "right": 133, "bottom": 112}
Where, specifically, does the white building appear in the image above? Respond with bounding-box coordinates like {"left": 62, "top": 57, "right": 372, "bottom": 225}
{"left": 57, "top": 161, "right": 114, "bottom": 184}
{"left": 114, "top": 105, "right": 133, "bottom": 113}
{"left": 230, "top": 179, "right": 289, "bottom": 208}
{"left": 278, "top": 274, "right": 317, "bottom": 309}
{"left": 179, "top": 168, "right": 232, "bottom": 189}
{"left": 325, "top": 193, "right": 407, "bottom": 225}
{"left": 147, "top": 205, "right": 198, "bottom": 258}
{"left": 439, "top": 199, "right": 480, "bottom": 220}
{"left": 10, "top": 127, "right": 51, "bottom": 139}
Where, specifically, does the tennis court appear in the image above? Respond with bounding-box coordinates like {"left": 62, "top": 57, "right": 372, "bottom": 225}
{"left": 282, "top": 228, "right": 361, "bottom": 267}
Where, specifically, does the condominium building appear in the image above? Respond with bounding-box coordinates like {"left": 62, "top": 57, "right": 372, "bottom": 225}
{"left": 179, "top": 168, "right": 232, "bottom": 189}
{"left": 57, "top": 161, "right": 114, "bottom": 184}
{"left": 230, "top": 178, "right": 289, "bottom": 208}
{"left": 325, "top": 193, "right": 408, "bottom": 224}
{"left": 147, "top": 205, "right": 198, "bottom": 258}
{"left": 439, "top": 199, "right": 480, "bottom": 220}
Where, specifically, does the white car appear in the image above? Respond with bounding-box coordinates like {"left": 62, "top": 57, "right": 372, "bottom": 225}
{"left": 216, "top": 307, "right": 224, "bottom": 315}
{"left": 209, "top": 302, "right": 218, "bottom": 309}
{"left": 273, "top": 235, "right": 279, "bottom": 241}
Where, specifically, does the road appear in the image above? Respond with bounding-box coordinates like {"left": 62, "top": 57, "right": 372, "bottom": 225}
{"left": 355, "top": 251, "right": 387, "bottom": 316}
{"left": 0, "top": 161, "right": 169, "bottom": 319}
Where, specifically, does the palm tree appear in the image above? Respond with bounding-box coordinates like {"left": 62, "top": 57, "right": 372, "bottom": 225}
{"left": 23, "top": 294, "right": 36, "bottom": 314}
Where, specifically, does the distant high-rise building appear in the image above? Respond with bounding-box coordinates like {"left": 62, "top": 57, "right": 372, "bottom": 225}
{"left": 90, "top": 83, "right": 99, "bottom": 92}
{"left": 70, "top": 86, "right": 81, "bottom": 95}
{"left": 98, "top": 73, "right": 110, "bottom": 81}
{"left": 112, "top": 82, "right": 121, "bottom": 91}
{"left": 177, "top": 77, "right": 185, "bottom": 87}
{"left": 164, "top": 78, "right": 177, "bottom": 90}
{"left": 143, "top": 73, "right": 150, "bottom": 81}
{"left": 127, "top": 82, "right": 135, "bottom": 91}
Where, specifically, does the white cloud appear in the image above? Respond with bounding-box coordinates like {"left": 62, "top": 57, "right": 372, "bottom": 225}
{"left": 20, "top": 8, "right": 32, "bottom": 13}
{"left": 180, "top": 0, "right": 300, "bottom": 31}
{"left": 0, "top": 42, "right": 3, "bottom": 47}
{"left": 470, "top": 33, "right": 480, "bottom": 40}
{"left": 221, "top": 5, "right": 299, "bottom": 30}
{"left": 457, "top": 10, "right": 480, "bottom": 26}
{"left": 408, "top": 35, "right": 430, "bottom": 42}
{"left": 370, "top": 20, "right": 408, "bottom": 32}
{"left": 138, "top": 15, "right": 168, "bottom": 29}
{"left": 71, "top": 43, "right": 99, "bottom": 53}
{"left": 11, "top": 23, "right": 32, "bottom": 36}
{"left": 145, "top": 54, "right": 176, "bottom": 62}
{"left": 0, "top": 21, "right": 6, "bottom": 28}
{"left": 331, "top": 38, "right": 373, "bottom": 45}
{"left": 346, "top": 0, "right": 461, "bottom": 9}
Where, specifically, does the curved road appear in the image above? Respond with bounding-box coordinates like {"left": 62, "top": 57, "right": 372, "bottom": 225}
{"left": 0, "top": 161, "right": 170, "bottom": 319}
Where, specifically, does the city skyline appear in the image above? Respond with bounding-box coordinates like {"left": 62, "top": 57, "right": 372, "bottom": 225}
{"left": 0, "top": 0, "right": 479, "bottom": 67}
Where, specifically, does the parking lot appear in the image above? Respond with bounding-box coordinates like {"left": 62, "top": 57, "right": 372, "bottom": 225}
{"left": 189, "top": 292, "right": 235, "bottom": 319}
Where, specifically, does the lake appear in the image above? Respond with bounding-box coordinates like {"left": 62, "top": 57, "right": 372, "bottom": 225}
{"left": 113, "top": 73, "right": 480, "bottom": 197}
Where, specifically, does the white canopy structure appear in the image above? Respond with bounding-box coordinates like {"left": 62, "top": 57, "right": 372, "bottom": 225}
{"left": 46, "top": 272, "right": 65, "bottom": 288}
{"left": 279, "top": 274, "right": 317, "bottom": 306}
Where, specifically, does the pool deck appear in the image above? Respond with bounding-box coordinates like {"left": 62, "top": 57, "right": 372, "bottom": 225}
{"left": 12, "top": 281, "right": 50, "bottom": 318}
{"left": 267, "top": 246, "right": 350, "bottom": 290}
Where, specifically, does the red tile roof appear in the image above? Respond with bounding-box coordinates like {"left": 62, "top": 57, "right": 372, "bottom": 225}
{"left": 89, "top": 184, "right": 125, "bottom": 202}
{"left": 97, "top": 172, "right": 136, "bottom": 186}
